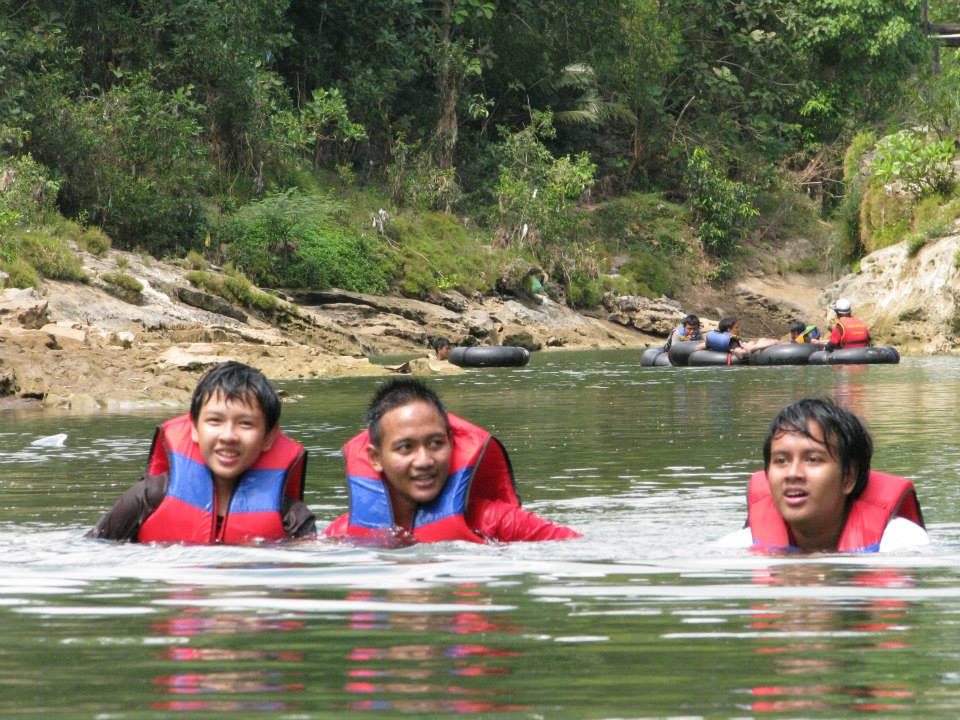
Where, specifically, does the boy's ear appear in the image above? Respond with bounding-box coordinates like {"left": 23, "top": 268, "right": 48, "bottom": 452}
{"left": 190, "top": 421, "right": 199, "bottom": 444}
{"left": 367, "top": 443, "right": 384, "bottom": 474}
{"left": 262, "top": 426, "right": 279, "bottom": 452}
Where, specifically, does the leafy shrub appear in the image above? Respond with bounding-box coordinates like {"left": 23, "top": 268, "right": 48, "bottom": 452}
{"left": 619, "top": 249, "right": 676, "bottom": 298}
{"left": 870, "top": 130, "right": 956, "bottom": 197}
{"left": 843, "top": 132, "right": 877, "bottom": 183}
{"left": 185, "top": 250, "right": 207, "bottom": 270}
{"left": 101, "top": 271, "right": 144, "bottom": 304}
{"left": 101, "top": 272, "right": 143, "bottom": 293}
{"left": 567, "top": 274, "right": 604, "bottom": 308}
{"left": 29, "top": 73, "right": 211, "bottom": 254}
{"left": 387, "top": 135, "right": 461, "bottom": 212}
{"left": 0, "top": 154, "right": 60, "bottom": 227}
{"left": 385, "top": 212, "right": 505, "bottom": 298}
{"left": 218, "top": 190, "right": 394, "bottom": 293}
{"left": 684, "top": 147, "right": 758, "bottom": 259}
{"left": 78, "top": 227, "right": 112, "bottom": 256}
{"left": 186, "top": 269, "right": 279, "bottom": 313}
{"left": 906, "top": 233, "right": 928, "bottom": 257}
{"left": 16, "top": 231, "right": 85, "bottom": 281}
{"left": 2, "top": 257, "right": 39, "bottom": 288}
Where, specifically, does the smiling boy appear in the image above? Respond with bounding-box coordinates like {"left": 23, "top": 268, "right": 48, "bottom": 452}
{"left": 90, "top": 362, "right": 315, "bottom": 544}
{"left": 719, "top": 398, "right": 927, "bottom": 552}
{"left": 324, "top": 379, "right": 580, "bottom": 543}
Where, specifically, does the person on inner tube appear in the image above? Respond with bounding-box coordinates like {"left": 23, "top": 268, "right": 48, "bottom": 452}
{"left": 697, "top": 316, "right": 778, "bottom": 359}
{"left": 826, "top": 298, "right": 870, "bottom": 350}
{"left": 665, "top": 314, "right": 702, "bottom": 351}
{"left": 787, "top": 319, "right": 821, "bottom": 344}
{"left": 717, "top": 398, "right": 928, "bottom": 552}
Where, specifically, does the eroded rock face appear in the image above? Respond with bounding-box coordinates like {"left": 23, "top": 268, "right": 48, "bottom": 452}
{"left": 822, "top": 234, "right": 960, "bottom": 353}
{"left": 603, "top": 294, "right": 685, "bottom": 337}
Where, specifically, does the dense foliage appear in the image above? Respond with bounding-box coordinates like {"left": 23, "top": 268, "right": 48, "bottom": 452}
{"left": 0, "top": 0, "right": 948, "bottom": 300}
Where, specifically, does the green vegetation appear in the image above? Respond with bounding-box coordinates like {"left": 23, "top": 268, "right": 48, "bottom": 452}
{"left": 186, "top": 268, "right": 280, "bottom": 314}
{"left": 101, "top": 271, "right": 144, "bottom": 304}
{"left": 0, "top": 1, "right": 951, "bottom": 306}
{"left": 216, "top": 191, "right": 394, "bottom": 294}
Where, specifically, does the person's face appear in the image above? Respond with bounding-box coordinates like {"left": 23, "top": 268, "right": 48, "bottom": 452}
{"left": 436, "top": 344, "right": 450, "bottom": 360}
{"left": 731, "top": 322, "right": 740, "bottom": 335}
{"left": 684, "top": 323, "right": 699, "bottom": 336}
{"left": 766, "top": 421, "right": 855, "bottom": 550}
{"left": 191, "top": 390, "right": 276, "bottom": 484}
{"left": 368, "top": 401, "right": 452, "bottom": 518}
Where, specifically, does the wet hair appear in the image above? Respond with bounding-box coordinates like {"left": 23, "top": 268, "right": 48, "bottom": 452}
{"left": 431, "top": 336, "right": 450, "bottom": 351}
{"left": 789, "top": 319, "right": 806, "bottom": 335}
{"left": 367, "top": 378, "right": 449, "bottom": 447}
{"left": 762, "top": 398, "right": 872, "bottom": 501}
{"left": 718, "top": 316, "right": 737, "bottom": 333}
{"left": 189, "top": 361, "right": 281, "bottom": 431}
{"left": 682, "top": 314, "right": 700, "bottom": 328}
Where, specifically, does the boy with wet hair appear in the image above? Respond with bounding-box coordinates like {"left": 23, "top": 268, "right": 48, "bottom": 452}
{"left": 325, "top": 378, "right": 580, "bottom": 543}
{"left": 91, "top": 361, "right": 315, "bottom": 544}
{"left": 719, "top": 398, "right": 927, "bottom": 552}
{"left": 702, "top": 316, "right": 778, "bottom": 358}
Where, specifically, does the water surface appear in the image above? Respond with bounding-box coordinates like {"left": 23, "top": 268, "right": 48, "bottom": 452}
{"left": 2, "top": 351, "right": 960, "bottom": 718}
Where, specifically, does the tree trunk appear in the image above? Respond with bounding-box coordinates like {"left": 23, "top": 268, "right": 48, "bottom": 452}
{"left": 433, "top": 0, "right": 459, "bottom": 171}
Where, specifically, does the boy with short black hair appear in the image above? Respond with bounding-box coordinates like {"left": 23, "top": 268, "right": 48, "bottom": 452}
{"left": 719, "top": 398, "right": 927, "bottom": 552}
{"left": 325, "top": 378, "right": 580, "bottom": 543}
{"left": 90, "top": 361, "right": 315, "bottom": 544}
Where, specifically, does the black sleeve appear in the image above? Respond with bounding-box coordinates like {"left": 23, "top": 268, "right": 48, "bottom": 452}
{"left": 281, "top": 497, "right": 317, "bottom": 539}
{"left": 88, "top": 474, "right": 168, "bottom": 542}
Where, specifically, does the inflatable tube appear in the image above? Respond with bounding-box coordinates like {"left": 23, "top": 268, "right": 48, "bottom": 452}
{"left": 751, "top": 342, "right": 821, "bottom": 366}
{"left": 667, "top": 340, "right": 702, "bottom": 367}
{"left": 808, "top": 345, "right": 900, "bottom": 366}
{"left": 640, "top": 346, "right": 665, "bottom": 367}
{"left": 448, "top": 345, "right": 531, "bottom": 368}
{"left": 653, "top": 351, "right": 672, "bottom": 367}
{"left": 687, "top": 349, "right": 747, "bottom": 367}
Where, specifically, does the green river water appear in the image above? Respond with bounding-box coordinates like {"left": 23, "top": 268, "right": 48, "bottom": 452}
{"left": 3, "top": 350, "right": 960, "bottom": 718}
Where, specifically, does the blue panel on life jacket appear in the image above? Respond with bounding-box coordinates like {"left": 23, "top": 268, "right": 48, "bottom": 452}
{"left": 348, "top": 475, "right": 394, "bottom": 528}
{"left": 414, "top": 465, "right": 473, "bottom": 528}
{"left": 167, "top": 452, "right": 213, "bottom": 511}
{"left": 229, "top": 468, "right": 285, "bottom": 513}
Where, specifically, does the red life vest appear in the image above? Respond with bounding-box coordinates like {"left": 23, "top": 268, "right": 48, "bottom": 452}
{"left": 835, "top": 316, "right": 870, "bottom": 348}
{"left": 340, "top": 413, "right": 520, "bottom": 543}
{"left": 138, "top": 414, "right": 307, "bottom": 545}
{"left": 746, "top": 469, "right": 924, "bottom": 552}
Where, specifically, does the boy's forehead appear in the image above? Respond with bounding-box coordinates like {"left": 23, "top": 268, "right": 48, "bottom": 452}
{"left": 201, "top": 388, "right": 263, "bottom": 413}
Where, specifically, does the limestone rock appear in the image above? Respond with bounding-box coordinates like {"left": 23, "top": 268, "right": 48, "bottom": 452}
{"left": 176, "top": 286, "right": 248, "bottom": 323}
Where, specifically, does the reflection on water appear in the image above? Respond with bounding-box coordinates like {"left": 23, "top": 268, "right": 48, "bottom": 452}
{"left": 2, "top": 353, "right": 960, "bottom": 716}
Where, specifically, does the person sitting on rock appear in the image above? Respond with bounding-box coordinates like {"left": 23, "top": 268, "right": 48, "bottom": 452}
{"left": 788, "top": 319, "right": 821, "bottom": 344}
{"left": 89, "top": 361, "right": 316, "bottom": 544}
{"left": 700, "top": 316, "right": 778, "bottom": 358}
{"left": 825, "top": 298, "right": 870, "bottom": 350}
{"left": 664, "top": 314, "right": 702, "bottom": 351}
{"left": 717, "top": 398, "right": 927, "bottom": 552}
{"left": 324, "top": 378, "right": 581, "bottom": 544}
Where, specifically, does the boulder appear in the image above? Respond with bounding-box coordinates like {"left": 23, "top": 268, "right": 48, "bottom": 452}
{"left": 176, "top": 287, "right": 248, "bottom": 323}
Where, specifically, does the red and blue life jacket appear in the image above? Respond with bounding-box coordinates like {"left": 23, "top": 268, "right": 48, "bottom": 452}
{"left": 138, "top": 414, "right": 307, "bottom": 545}
{"left": 341, "top": 414, "right": 520, "bottom": 543}
{"left": 746, "top": 469, "right": 924, "bottom": 552}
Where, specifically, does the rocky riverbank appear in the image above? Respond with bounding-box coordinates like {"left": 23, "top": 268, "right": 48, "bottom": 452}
{"left": 0, "top": 247, "right": 660, "bottom": 411}
{"left": 4, "top": 227, "right": 950, "bottom": 413}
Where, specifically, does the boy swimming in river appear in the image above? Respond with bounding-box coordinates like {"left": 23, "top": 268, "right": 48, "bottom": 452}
{"left": 719, "top": 398, "right": 927, "bottom": 552}
{"left": 90, "top": 361, "right": 315, "bottom": 544}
